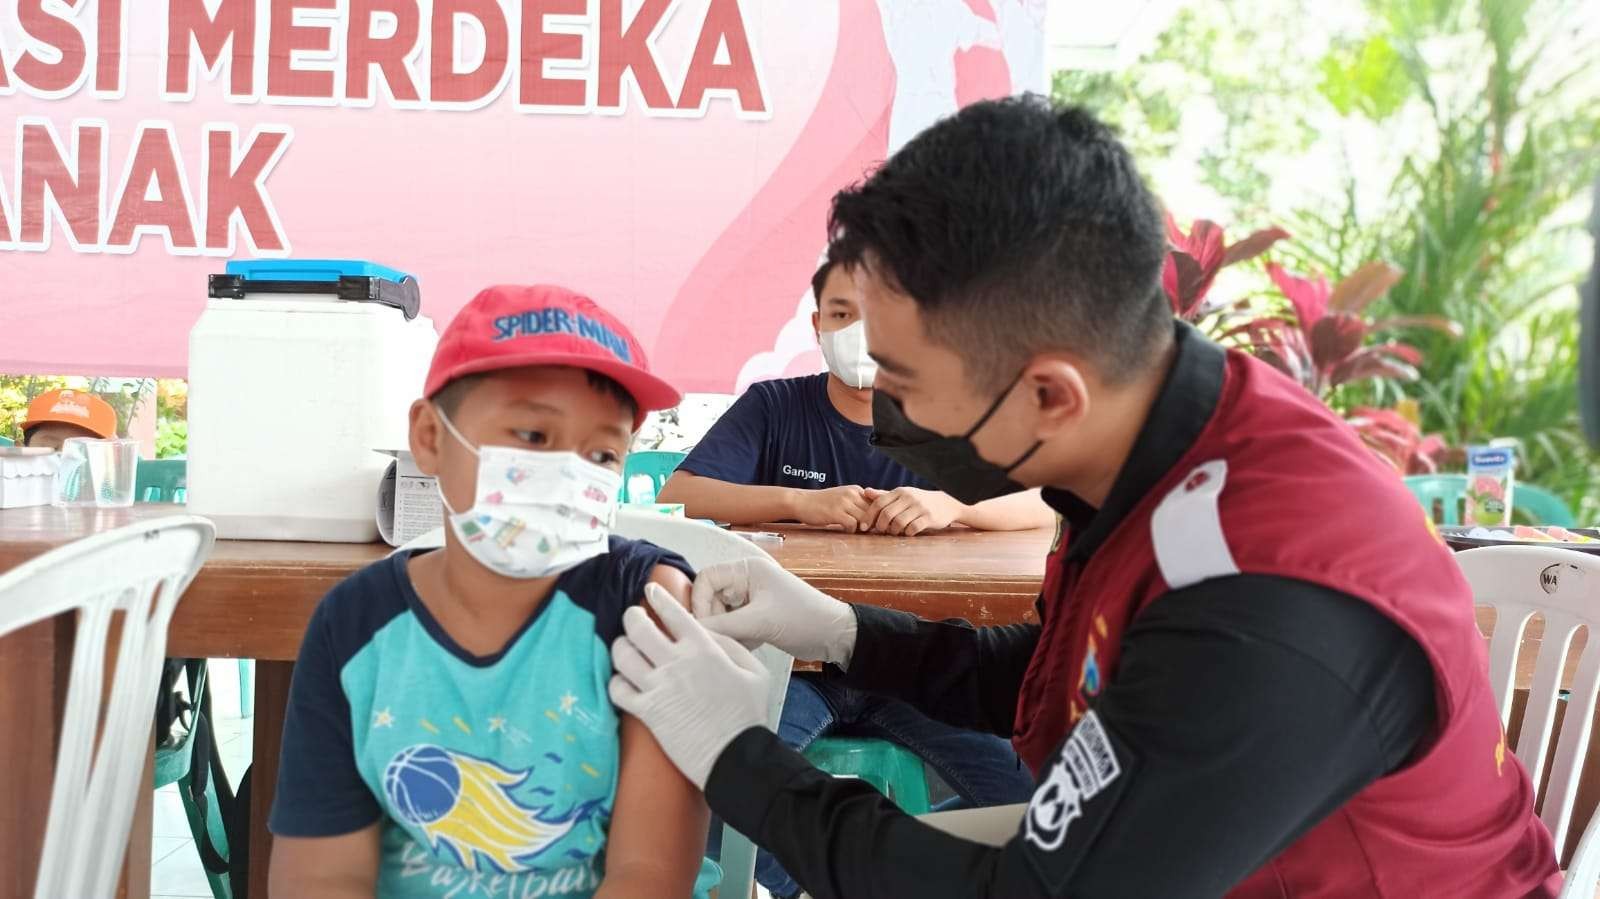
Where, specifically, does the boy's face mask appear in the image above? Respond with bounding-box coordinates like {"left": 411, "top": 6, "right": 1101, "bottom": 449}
{"left": 434, "top": 408, "right": 621, "bottom": 579}
{"left": 819, "top": 320, "right": 879, "bottom": 390}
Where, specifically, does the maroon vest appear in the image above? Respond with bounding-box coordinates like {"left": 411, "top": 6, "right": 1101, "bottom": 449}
{"left": 1013, "top": 350, "right": 1560, "bottom": 896}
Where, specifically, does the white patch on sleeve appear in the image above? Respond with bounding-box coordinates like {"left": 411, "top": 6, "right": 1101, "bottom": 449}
{"left": 1151, "top": 459, "right": 1241, "bottom": 590}
{"left": 1023, "top": 711, "right": 1122, "bottom": 852}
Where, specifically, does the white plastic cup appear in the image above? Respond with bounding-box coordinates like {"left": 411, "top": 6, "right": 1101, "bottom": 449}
{"left": 53, "top": 438, "right": 139, "bottom": 508}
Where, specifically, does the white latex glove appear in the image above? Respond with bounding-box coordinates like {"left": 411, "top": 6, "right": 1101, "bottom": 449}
{"left": 609, "top": 584, "right": 771, "bottom": 790}
{"left": 690, "top": 557, "right": 859, "bottom": 668}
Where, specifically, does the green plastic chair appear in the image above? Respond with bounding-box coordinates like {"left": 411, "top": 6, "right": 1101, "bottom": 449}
{"left": 135, "top": 458, "right": 188, "bottom": 503}
{"left": 621, "top": 450, "right": 686, "bottom": 504}
{"left": 1404, "top": 474, "right": 1576, "bottom": 527}
{"left": 134, "top": 460, "right": 253, "bottom": 717}
{"left": 803, "top": 736, "right": 932, "bottom": 815}
{"left": 0, "top": 435, "right": 12, "bottom": 446}
{"left": 154, "top": 664, "right": 234, "bottom": 899}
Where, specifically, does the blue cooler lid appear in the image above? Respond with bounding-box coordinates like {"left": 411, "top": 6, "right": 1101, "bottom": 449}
{"left": 222, "top": 259, "right": 414, "bottom": 284}
{"left": 209, "top": 259, "right": 421, "bottom": 319}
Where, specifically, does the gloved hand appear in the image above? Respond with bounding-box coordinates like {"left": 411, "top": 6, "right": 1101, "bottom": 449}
{"left": 609, "top": 584, "right": 772, "bottom": 790}
{"left": 690, "top": 557, "right": 859, "bottom": 668}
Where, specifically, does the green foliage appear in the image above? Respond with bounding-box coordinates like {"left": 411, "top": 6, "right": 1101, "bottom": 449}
{"left": 89, "top": 377, "right": 155, "bottom": 438}
{"left": 156, "top": 418, "right": 188, "bottom": 459}
{"left": 1317, "top": 34, "right": 1410, "bottom": 121}
{"left": 1057, "top": 0, "right": 1600, "bottom": 519}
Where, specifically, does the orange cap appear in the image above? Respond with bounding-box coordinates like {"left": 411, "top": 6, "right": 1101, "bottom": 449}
{"left": 22, "top": 389, "right": 117, "bottom": 440}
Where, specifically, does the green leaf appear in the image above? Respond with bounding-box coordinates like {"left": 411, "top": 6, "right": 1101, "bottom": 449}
{"left": 1316, "top": 33, "right": 1412, "bottom": 121}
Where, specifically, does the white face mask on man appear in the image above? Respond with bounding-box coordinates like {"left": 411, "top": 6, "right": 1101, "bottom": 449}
{"left": 819, "top": 320, "right": 879, "bottom": 390}
{"left": 434, "top": 408, "right": 622, "bottom": 579}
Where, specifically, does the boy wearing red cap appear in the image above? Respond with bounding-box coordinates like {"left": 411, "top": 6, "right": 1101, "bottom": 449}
{"left": 20, "top": 389, "right": 118, "bottom": 450}
{"left": 269, "top": 286, "right": 719, "bottom": 898}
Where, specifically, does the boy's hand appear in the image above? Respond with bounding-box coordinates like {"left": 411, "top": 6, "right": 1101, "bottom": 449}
{"left": 789, "top": 485, "right": 872, "bottom": 530}
{"left": 862, "top": 486, "right": 962, "bottom": 536}
{"left": 610, "top": 585, "right": 771, "bottom": 790}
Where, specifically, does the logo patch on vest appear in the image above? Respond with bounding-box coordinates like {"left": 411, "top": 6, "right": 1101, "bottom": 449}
{"left": 1020, "top": 710, "right": 1136, "bottom": 890}
{"left": 1080, "top": 638, "right": 1102, "bottom": 697}
{"left": 1024, "top": 711, "right": 1121, "bottom": 852}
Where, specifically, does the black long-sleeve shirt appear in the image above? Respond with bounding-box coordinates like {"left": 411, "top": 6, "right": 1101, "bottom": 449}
{"left": 704, "top": 575, "right": 1435, "bottom": 898}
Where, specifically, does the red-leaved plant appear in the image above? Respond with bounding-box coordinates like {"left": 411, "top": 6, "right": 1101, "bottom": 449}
{"left": 1220, "top": 261, "right": 1458, "bottom": 398}
{"left": 1163, "top": 215, "right": 1291, "bottom": 320}
{"left": 1344, "top": 406, "right": 1446, "bottom": 475}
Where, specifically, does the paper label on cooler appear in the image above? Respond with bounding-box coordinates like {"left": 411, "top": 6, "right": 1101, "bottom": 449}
{"left": 395, "top": 475, "right": 444, "bottom": 544}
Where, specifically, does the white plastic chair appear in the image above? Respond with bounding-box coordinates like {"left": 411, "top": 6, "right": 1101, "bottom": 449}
{"left": 1457, "top": 545, "right": 1600, "bottom": 895}
{"left": 614, "top": 509, "right": 793, "bottom": 899}
{"left": 0, "top": 515, "right": 215, "bottom": 899}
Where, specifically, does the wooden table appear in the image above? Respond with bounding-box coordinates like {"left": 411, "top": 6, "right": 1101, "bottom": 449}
{"left": 0, "top": 505, "right": 1053, "bottom": 899}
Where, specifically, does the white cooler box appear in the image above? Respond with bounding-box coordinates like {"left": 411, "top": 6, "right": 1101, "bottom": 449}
{"left": 187, "top": 260, "right": 437, "bottom": 541}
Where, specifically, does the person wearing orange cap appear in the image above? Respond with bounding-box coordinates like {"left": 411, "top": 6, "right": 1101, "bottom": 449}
{"left": 20, "top": 389, "right": 118, "bottom": 450}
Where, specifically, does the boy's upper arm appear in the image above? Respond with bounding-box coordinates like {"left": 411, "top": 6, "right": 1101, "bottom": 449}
{"left": 648, "top": 563, "right": 693, "bottom": 606}
{"left": 603, "top": 567, "right": 711, "bottom": 891}
{"left": 269, "top": 824, "right": 382, "bottom": 898}
{"left": 269, "top": 600, "right": 383, "bottom": 839}
{"left": 675, "top": 388, "right": 771, "bottom": 485}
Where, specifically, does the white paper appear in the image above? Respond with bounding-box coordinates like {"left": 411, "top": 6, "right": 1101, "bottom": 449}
{"left": 375, "top": 450, "right": 443, "bottom": 547}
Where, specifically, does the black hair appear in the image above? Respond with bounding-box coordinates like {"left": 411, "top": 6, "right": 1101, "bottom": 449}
{"left": 827, "top": 95, "right": 1170, "bottom": 390}
{"left": 432, "top": 370, "right": 638, "bottom": 422}
{"left": 811, "top": 259, "right": 836, "bottom": 307}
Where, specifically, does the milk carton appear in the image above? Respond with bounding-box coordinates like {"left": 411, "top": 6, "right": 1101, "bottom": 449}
{"left": 187, "top": 260, "right": 438, "bottom": 541}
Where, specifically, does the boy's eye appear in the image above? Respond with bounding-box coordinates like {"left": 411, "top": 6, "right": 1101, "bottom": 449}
{"left": 589, "top": 449, "right": 622, "bottom": 468}
{"left": 513, "top": 430, "right": 547, "bottom": 446}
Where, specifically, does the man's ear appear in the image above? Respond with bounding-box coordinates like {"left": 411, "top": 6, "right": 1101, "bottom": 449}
{"left": 1025, "top": 358, "right": 1091, "bottom": 440}
{"left": 409, "top": 400, "right": 444, "bottom": 477}
{"left": 811, "top": 310, "right": 821, "bottom": 342}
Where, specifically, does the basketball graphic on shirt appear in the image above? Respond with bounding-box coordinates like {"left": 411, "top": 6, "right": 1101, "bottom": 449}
{"left": 383, "top": 744, "right": 594, "bottom": 873}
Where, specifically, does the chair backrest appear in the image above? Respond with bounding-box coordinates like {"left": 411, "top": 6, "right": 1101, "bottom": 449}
{"left": 135, "top": 459, "right": 189, "bottom": 504}
{"left": 1514, "top": 484, "right": 1577, "bottom": 528}
{"left": 1405, "top": 474, "right": 1576, "bottom": 527}
{"left": 0, "top": 434, "right": 12, "bottom": 446}
{"left": 0, "top": 515, "right": 215, "bottom": 899}
{"left": 620, "top": 450, "right": 686, "bottom": 504}
{"left": 611, "top": 510, "right": 792, "bottom": 899}
{"left": 1457, "top": 545, "right": 1600, "bottom": 852}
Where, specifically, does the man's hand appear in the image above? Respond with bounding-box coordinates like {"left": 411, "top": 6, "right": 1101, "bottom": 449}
{"left": 789, "top": 485, "right": 872, "bottom": 530}
{"left": 691, "top": 557, "right": 859, "bottom": 667}
{"left": 863, "top": 486, "right": 963, "bottom": 536}
{"left": 609, "top": 585, "right": 771, "bottom": 790}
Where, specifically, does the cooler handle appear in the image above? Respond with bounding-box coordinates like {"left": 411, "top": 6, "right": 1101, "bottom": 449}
{"left": 207, "top": 274, "right": 422, "bottom": 320}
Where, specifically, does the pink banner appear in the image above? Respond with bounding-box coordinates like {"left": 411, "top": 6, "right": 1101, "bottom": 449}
{"left": 0, "top": 0, "right": 1044, "bottom": 392}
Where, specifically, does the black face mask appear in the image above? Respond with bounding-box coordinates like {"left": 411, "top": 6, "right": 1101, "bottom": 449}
{"left": 870, "top": 376, "right": 1043, "bottom": 505}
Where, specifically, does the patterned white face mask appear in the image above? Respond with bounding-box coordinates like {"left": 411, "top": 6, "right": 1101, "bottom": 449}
{"left": 434, "top": 408, "right": 621, "bottom": 579}
{"left": 819, "top": 320, "right": 878, "bottom": 390}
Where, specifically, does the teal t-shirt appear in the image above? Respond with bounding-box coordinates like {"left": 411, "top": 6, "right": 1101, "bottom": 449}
{"left": 269, "top": 538, "right": 719, "bottom": 898}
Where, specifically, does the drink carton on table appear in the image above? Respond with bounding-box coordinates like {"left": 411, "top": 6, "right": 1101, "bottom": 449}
{"left": 1464, "top": 446, "right": 1516, "bottom": 527}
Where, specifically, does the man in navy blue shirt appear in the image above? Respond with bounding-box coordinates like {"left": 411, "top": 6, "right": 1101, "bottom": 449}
{"left": 659, "top": 260, "right": 1049, "bottom": 899}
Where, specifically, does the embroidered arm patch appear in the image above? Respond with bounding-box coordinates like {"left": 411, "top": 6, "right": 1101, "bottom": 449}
{"left": 1020, "top": 710, "right": 1138, "bottom": 892}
